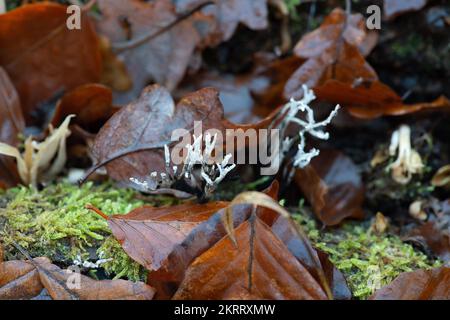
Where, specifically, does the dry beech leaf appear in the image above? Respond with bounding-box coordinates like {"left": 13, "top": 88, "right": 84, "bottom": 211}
{"left": 95, "top": 0, "right": 216, "bottom": 103}
{"left": 148, "top": 204, "right": 254, "bottom": 299}
{"left": 314, "top": 80, "right": 450, "bottom": 119}
{"left": 175, "top": 0, "right": 270, "bottom": 42}
{"left": 432, "top": 165, "right": 450, "bottom": 189}
{"left": 0, "top": 257, "right": 155, "bottom": 300}
{"left": 98, "top": 36, "right": 133, "bottom": 92}
{"left": 0, "top": 66, "right": 24, "bottom": 189}
{"left": 384, "top": 0, "right": 428, "bottom": 20}
{"left": 284, "top": 8, "right": 378, "bottom": 100}
{"left": 173, "top": 217, "right": 328, "bottom": 300}
{"left": 271, "top": 216, "right": 351, "bottom": 300}
{"left": 295, "top": 150, "right": 365, "bottom": 226}
{"left": 50, "top": 84, "right": 115, "bottom": 133}
{"left": 84, "top": 84, "right": 277, "bottom": 192}
{"left": 407, "top": 200, "right": 450, "bottom": 262}
{"left": 370, "top": 267, "right": 449, "bottom": 300}
{"left": 0, "top": 3, "right": 101, "bottom": 120}
{"left": 147, "top": 183, "right": 278, "bottom": 299}
{"left": 87, "top": 201, "right": 229, "bottom": 271}
{"left": 0, "top": 115, "right": 73, "bottom": 187}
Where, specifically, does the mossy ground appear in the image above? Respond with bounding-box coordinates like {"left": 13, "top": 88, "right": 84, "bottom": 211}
{"left": 294, "top": 208, "right": 441, "bottom": 299}
{"left": 0, "top": 181, "right": 160, "bottom": 281}
{"left": 0, "top": 181, "right": 442, "bottom": 298}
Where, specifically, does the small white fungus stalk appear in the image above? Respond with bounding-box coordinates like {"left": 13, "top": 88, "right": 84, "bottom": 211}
{"left": 387, "top": 125, "right": 424, "bottom": 184}
{"left": 129, "top": 133, "right": 236, "bottom": 196}
{"left": 277, "top": 85, "right": 339, "bottom": 181}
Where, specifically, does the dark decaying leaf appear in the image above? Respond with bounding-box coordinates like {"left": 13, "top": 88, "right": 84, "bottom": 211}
{"left": 314, "top": 80, "right": 450, "bottom": 119}
{"left": 147, "top": 182, "right": 280, "bottom": 298}
{"left": 95, "top": 0, "right": 216, "bottom": 103}
{"left": 295, "top": 150, "right": 365, "bottom": 226}
{"left": 384, "top": 0, "right": 428, "bottom": 20}
{"left": 0, "top": 66, "right": 24, "bottom": 189}
{"left": 407, "top": 200, "right": 450, "bottom": 262}
{"left": 50, "top": 83, "right": 115, "bottom": 133}
{"left": 0, "top": 257, "right": 155, "bottom": 300}
{"left": 147, "top": 203, "right": 254, "bottom": 299}
{"left": 370, "top": 266, "right": 449, "bottom": 300}
{"left": 284, "top": 8, "right": 378, "bottom": 100}
{"left": 283, "top": 7, "right": 449, "bottom": 119}
{"left": 173, "top": 217, "right": 328, "bottom": 300}
{"left": 271, "top": 216, "right": 351, "bottom": 300}
{"left": 174, "top": 0, "right": 270, "bottom": 42}
{"left": 87, "top": 201, "right": 229, "bottom": 271}
{"left": 0, "top": 3, "right": 101, "bottom": 121}
{"left": 85, "top": 84, "right": 277, "bottom": 192}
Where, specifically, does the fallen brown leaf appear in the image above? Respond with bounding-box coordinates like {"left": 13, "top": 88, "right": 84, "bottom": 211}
{"left": 271, "top": 215, "right": 351, "bottom": 299}
{"left": 0, "top": 3, "right": 101, "bottom": 121}
{"left": 384, "top": 0, "right": 428, "bottom": 20}
{"left": 370, "top": 266, "right": 449, "bottom": 299}
{"left": 0, "top": 66, "right": 24, "bottom": 189}
{"left": 173, "top": 217, "right": 328, "bottom": 300}
{"left": 87, "top": 201, "right": 229, "bottom": 271}
{"left": 84, "top": 84, "right": 278, "bottom": 194}
{"left": 95, "top": 0, "right": 216, "bottom": 103}
{"left": 0, "top": 257, "right": 155, "bottom": 300}
{"left": 284, "top": 8, "right": 378, "bottom": 100}
{"left": 295, "top": 150, "right": 365, "bottom": 226}
{"left": 314, "top": 80, "right": 450, "bottom": 119}
{"left": 50, "top": 83, "right": 115, "bottom": 133}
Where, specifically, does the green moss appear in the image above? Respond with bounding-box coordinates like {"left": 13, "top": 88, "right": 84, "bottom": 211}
{"left": 97, "top": 236, "right": 147, "bottom": 282}
{"left": 294, "top": 211, "right": 442, "bottom": 299}
{"left": 0, "top": 181, "right": 148, "bottom": 280}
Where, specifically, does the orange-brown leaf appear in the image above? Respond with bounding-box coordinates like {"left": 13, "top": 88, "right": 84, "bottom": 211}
{"left": 93, "top": 201, "right": 229, "bottom": 271}
{"left": 0, "top": 3, "right": 101, "bottom": 121}
{"left": 0, "top": 257, "right": 155, "bottom": 300}
{"left": 173, "top": 217, "right": 328, "bottom": 299}
{"left": 0, "top": 66, "right": 24, "bottom": 189}
{"left": 295, "top": 150, "right": 365, "bottom": 226}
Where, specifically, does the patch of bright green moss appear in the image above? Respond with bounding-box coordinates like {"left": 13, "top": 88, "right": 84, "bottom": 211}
{"left": 0, "top": 181, "right": 149, "bottom": 281}
{"left": 294, "top": 211, "right": 442, "bottom": 299}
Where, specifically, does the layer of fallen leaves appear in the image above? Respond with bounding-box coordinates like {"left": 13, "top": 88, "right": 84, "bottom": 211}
{"left": 0, "top": 246, "right": 155, "bottom": 300}
{"left": 84, "top": 84, "right": 277, "bottom": 195}
{"left": 87, "top": 183, "right": 351, "bottom": 300}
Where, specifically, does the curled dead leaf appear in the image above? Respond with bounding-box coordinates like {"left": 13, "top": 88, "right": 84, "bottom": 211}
{"left": 0, "top": 257, "right": 155, "bottom": 300}
{"left": 0, "top": 66, "right": 24, "bottom": 189}
{"left": 295, "top": 150, "right": 365, "bottom": 226}
{"left": 173, "top": 217, "right": 328, "bottom": 300}
{"left": 432, "top": 165, "right": 450, "bottom": 189}
{"left": 370, "top": 266, "right": 449, "bottom": 300}
{"left": 87, "top": 201, "right": 229, "bottom": 271}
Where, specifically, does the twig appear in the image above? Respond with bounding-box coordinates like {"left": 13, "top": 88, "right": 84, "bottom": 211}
{"left": 112, "top": 1, "right": 214, "bottom": 52}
